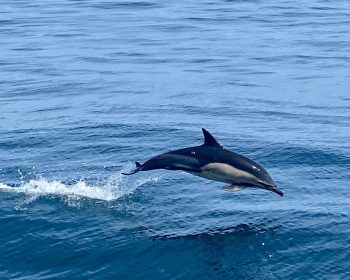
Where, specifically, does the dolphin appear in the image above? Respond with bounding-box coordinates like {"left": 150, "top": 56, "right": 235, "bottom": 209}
{"left": 122, "top": 129, "right": 283, "bottom": 196}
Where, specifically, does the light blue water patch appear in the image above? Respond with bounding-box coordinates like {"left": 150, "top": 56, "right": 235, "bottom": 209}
{"left": 1, "top": 0, "right": 350, "bottom": 279}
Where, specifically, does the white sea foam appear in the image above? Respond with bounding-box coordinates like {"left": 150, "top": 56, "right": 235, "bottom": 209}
{"left": 0, "top": 169, "right": 163, "bottom": 204}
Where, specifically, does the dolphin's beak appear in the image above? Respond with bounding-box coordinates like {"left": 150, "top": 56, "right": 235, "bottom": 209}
{"left": 269, "top": 186, "right": 284, "bottom": 197}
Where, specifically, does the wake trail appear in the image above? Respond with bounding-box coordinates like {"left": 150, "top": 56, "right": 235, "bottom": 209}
{"left": 0, "top": 166, "right": 162, "bottom": 203}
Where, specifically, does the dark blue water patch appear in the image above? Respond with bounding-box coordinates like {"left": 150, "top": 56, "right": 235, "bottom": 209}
{"left": 226, "top": 81, "right": 263, "bottom": 87}
{"left": 31, "top": 105, "right": 72, "bottom": 113}
{"left": 153, "top": 221, "right": 281, "bottom": 241}
{"left": 52, "top": 32, "right": 89, "bottom": 38}
{"left": 144, "top": 23, "right": 200, "bottom": 33}
{"left": 11, "top": 46, "right": 45, "bottom": 52}
{"left": 0, "top": 19, "right": 15, "bottom": 25}
{"left": 90, "top": 1, "right": 163, "bottom": 10}
{"left": 0, "top": 135, "right": 55, "bottom": 149}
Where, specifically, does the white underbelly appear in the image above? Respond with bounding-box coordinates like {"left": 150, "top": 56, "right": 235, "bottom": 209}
{"left": 188, "top": 162, "right": 257, "bottom": 185}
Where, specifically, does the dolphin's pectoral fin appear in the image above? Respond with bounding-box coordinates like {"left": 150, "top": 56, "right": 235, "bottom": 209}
{"left": 222, "top": 184, "right": 245, "bottom": 192}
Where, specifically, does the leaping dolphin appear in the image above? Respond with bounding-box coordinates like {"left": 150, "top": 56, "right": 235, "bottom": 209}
{"left": 122, "top": 129, "right": 284, "bottom": 196}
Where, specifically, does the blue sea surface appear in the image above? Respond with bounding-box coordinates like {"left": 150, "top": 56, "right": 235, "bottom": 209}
{"left": 1, "top": 0, "right": 350, "bottom": 279}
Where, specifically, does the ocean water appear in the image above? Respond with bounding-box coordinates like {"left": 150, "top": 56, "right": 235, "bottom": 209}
{"left": 1, "top": 0, "right": 350, "bottom": 279}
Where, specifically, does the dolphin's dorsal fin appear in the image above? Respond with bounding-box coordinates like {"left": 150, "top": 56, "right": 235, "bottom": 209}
{"left": 202, "top": 128, "right": 222, "bottom": 147}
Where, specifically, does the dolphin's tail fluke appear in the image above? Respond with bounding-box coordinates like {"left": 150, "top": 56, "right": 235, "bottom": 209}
{"left": 121, "top": 162, "right": 142, "bottom": 175}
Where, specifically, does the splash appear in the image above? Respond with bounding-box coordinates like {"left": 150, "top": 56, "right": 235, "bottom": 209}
{"left": 0, "top": 169, "right": 163, "bottom": 205}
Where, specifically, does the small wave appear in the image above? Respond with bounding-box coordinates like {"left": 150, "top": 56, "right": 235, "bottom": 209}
{"left": 0, "top": 169, "right": 163, "bottom": 205}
